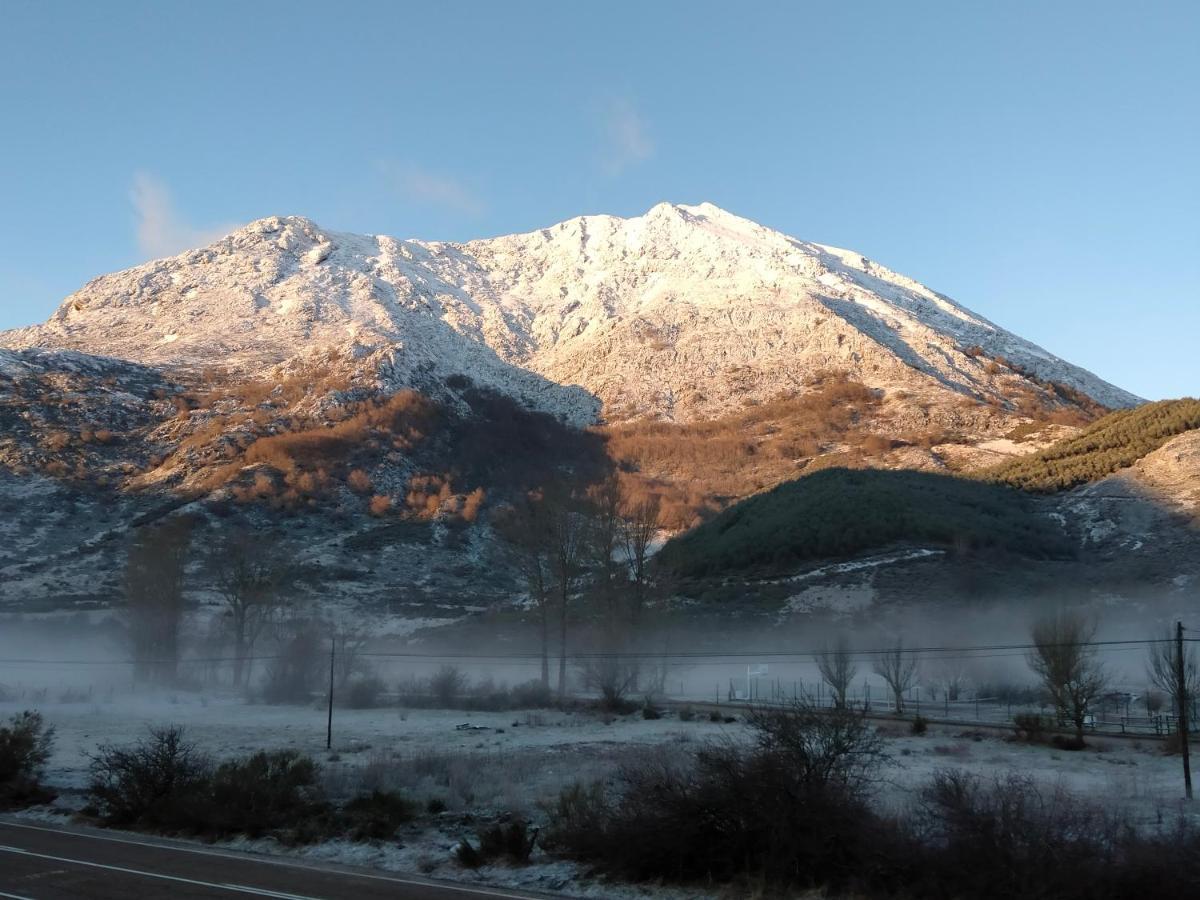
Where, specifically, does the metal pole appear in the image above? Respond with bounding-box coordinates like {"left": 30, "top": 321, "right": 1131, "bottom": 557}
{"left": 326, "top": 635, "right": 335, "bottom": 751}
{"left": 1177, "top": 622, "right": 1192, "bottom": 799}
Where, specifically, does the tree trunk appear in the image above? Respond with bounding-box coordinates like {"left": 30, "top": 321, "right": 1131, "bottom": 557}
{"left": 540, "top": 601, "right": 550, "bottom": 688}
{"left": 233, "top": 611, "right": 247, "bottom": 687}
{"left": 558, "top": 591, "right": 568, "bottom": 699}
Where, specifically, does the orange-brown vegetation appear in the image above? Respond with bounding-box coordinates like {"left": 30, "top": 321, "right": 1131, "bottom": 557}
{"left": 182, "top": 359, "right": 355, "bottom": 411}
{"left": 600, "top": 372, "right": 884, "bottom": 525}
{"left": 368, "top": 494, "right": 393, "bottom": 517}
{"left": 461, "top": 487, "right": 486, "bottom": 523}
{"left": 346, "top": 468, "right": 373, "bottom": 494}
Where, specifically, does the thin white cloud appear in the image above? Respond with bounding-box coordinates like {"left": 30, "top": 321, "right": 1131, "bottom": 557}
{"left": 130, "top": 172, "right": 238, "bottom": 259}
{"left": 601, "top": 97, "right": 655, "bottom": 175}
{"left": 379, "top": 161, "right": 485, "bottom": 217}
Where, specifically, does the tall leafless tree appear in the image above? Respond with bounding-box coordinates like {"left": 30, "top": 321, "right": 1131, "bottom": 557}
{"left": 496, "top": 495, "right": 555, "bottom": 687}
{"left": 873, "top": 639, "right": 919, "bottom": 713}
{"left": 934, "top": 661, "right": 970, "bottom": 702}
{"left": 208, "top": 530, "right": 293, "bottom": 687}
{"left": 587, "top": 474, "right": 625, "bottom": 618}
{"left": 620, "top": 492, "right": 660, "bottom": 624}
{"left": 1027, "top": 610, "right": 1107, "bottom": 740}
{"left": 544, "top": 481, "right": 589, "bottom": 699}
{"left": 816, "top": 634, "right": 858, "bottom": 709}
{"left": 1147, "top": 628, "right": 1199, "bottom": 721}
{"left": 125, "top": 517, "right": 193, "bottom": 684}
{"left": 330, "top": 620, "right": 370, "bottom": 689}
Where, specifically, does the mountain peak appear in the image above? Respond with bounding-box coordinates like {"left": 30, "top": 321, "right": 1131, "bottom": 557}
{"left": 0, "top": 205, "right": 1141, "bottom": 422}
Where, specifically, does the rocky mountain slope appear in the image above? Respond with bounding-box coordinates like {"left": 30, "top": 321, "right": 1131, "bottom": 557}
{"left": 0, "top": 204, "right": 1171, "bottom": 623}
{"left": 1, "top": 203, "right": 1138, "bottom": 425}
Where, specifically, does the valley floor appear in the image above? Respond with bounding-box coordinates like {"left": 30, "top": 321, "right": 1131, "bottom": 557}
{"left": 3, "top": 691, "right": 1197, "bottom": 898}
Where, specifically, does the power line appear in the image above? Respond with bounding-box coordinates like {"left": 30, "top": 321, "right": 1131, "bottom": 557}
{"left": 0, "top": 636, "right": 1194, "bottom": 667}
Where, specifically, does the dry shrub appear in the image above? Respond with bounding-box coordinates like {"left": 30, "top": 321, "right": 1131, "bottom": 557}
{"left": 347, "top": 469, "right": 373, "bottom": 495}
{"left": 368, "top": 495, "right": 393, "bottom": 517}
{"left": 461, "top": 487, "right": 486, "bottom": 522}
{"left": 545, "top": 703, "right": 888, "bottom": 888}
{"left": 405, "top": 473, "right": 454, "bottom": 519}
{"left": 241, "top": 390, "right": 435, "bottom": 475}
{"left": 0, "top": 710, "right": 55, "bottom": 809}
{"left": 860, "top": 433, "right": 895, "bottom": 454}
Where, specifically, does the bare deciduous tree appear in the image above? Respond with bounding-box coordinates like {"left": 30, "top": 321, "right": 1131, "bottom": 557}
{"left": 580, "top": 646, "right": 641, "bottom": 709}
{"left": 587, "top": 474, "right": 625, "bottom": 617}
{"left": 1027, "top": 610, "right": 1106, "bottom": 740}
{"left": 544, "top": 481, "right": 589, "bottom": 698}
{"left": 816, "top": 635, "right": 858, "bottom": 709}
{"left": 209, "top": 530, "right": 294, "bottom": 687}
{"left": 620, "top": 493, "right": 661, "bottom": 623}
{"left": 331, "top": 621, "right": 370, "bottom": 689}
{"left": 873, "top": 639, "right": 919, "bottom": 713}
{"left": 1147, "top": 628, "right": 1198, "bottom": 720}
{"left": 125, "top": 517, "right": 193, "bottom": 684}
{"left": 496, "top": 494, "right": 555, "bottom": 687}
{"left": 934, "top": 661, "right": 970, "bottom": 702}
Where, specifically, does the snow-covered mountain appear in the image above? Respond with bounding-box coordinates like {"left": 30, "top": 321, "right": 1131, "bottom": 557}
{"left": 0, "top": 203, "right": 1139, "bottom": 423}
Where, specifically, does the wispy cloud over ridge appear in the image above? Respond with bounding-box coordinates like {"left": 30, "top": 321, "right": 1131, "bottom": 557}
{"left": 600, "top": 97, "right": 654, "bottom": 175}
{"left": 130, "top": 172, "right": 238, "bottom": 259}
{"left": 379, "top": 161, "right": 485, "bottom": 217}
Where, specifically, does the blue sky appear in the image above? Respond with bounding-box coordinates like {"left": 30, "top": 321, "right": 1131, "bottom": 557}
{"left": 1, "top": 1, "right": 1196, "bottom": 400}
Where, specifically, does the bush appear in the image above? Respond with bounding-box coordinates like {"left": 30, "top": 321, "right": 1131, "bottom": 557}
{"left": 545, "top": 703, "right": 891, "bottom": 887}
{"left": 340, "top": 789, "right": 414, "bottom": 840}
{"left": 86, "top": 727, "right": 212, "bottom": 828}
{"left": 347, "top": 469, "right": 373, "bottom": 495}
{"left": 678, "top": 705, "right": 696, "bottom": 722}
{"left": 1050, "top": 734, "right": 1087, "bottom": 752}
{"left": 458, "top": 818, "right": 539, "bottom": 868}
{"left": 429, "top": 665, "right": 468, "bottom": 706}
{"left": 1012, "top": 713, "right": 1051, "bottom": 743}
{"left": 208, "top": 751, "right": 327, "bottom": 839}
{"left": 911, "top": 715, "right": 928, "bottom": 735}
{"left": 509, "top": 679, "right": 553, "bottom": 709}
{"left": 914, "top": 770, "right": 1134, "bottom": 899}
{"left": 546, "top": 734, "right": 1200, "bottom": 897}
{"left": 0, "top": 710, "right": 55, "bottom": 809}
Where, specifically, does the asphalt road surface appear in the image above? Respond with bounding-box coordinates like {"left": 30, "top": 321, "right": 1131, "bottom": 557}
{"left": 0, "top": 819, "right": 557, "bottom": 899}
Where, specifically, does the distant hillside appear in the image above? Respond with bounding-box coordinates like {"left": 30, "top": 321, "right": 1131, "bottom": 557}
{"left": 985, "top": 399, "right": 1200, "bottom": 493}
{"left": 655, "top": 468, "right": 1072, "bottom": 577}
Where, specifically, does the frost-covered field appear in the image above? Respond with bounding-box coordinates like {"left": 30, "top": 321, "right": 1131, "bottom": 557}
{"left": 3, "top": 691, "right": 1197, "bottom": 898}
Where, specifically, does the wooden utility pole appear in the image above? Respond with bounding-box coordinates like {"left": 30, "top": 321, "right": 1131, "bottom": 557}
{"left": 326, "top": 635, "right": 336, "bottom": 751}
{"left": 1177, "top": 621, "right": 1192, "bottom": 800}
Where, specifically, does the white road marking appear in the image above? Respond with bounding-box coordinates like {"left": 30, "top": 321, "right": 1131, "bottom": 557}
{"left": 0, "top": 891, "right": 37, "bottom": 900}
{"left": 0, "top": 845, "right": 321, "bottom": 899}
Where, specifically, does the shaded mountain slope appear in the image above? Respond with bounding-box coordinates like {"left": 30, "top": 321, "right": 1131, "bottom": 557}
{"left": 656, "top": 468, "right": 1073, "bottom": 577}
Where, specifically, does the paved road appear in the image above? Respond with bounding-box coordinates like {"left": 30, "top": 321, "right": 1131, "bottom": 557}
{"left": 0, "top": 819, "right": 554, "bottom": 899}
